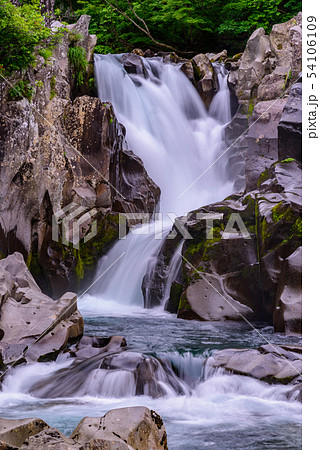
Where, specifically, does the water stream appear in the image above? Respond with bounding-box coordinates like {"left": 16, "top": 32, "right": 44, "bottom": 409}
{"left": 0, "top": 55, "right": 302, "bottom": 449}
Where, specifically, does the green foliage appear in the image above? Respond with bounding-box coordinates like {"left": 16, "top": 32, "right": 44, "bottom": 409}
{"left": 70, "top": 0, "right": 302, "bottom": 55}
{"left": 38, "top": 48, "right": 52, "bottom": 62}
{"left": 68, "top": 46, "right": 88, "bottom": 86}
{"left": 8, "top": 79, "right": 34, "bottom": 101}
{"left": 0, "top": 0, "right": 51, "bottom": 72}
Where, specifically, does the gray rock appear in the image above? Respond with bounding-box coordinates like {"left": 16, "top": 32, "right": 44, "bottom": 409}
{"left": 120, "top": 54, "right": 148, "bottom": 77}
{"left": 71, "top": 407, "right": 168, "bottom": 450}
{"left": 206, "top": 344, "right": 302, "bottom": 383}
{"left": 0, "top": 417, "right": 48, "bottom": 448}
{"left": 278, "top": 79, "right": 302, "bottom": 163}
{"left": 192, "top": 54, "right": 217, "bottom": 108}
{"left": 274, "top": 246, "right": 302, "bottom": 334}
{"left": 0, "top": 253, "right": 83, "bottom": 365}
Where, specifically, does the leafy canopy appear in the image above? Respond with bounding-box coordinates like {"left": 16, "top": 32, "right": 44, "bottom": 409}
{"left": 65, "top": 0, "right": 302, "bottom": 55}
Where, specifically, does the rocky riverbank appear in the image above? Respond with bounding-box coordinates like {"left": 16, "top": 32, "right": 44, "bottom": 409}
{"left": 0, "top": 406, "right": 167, "bottom": 449}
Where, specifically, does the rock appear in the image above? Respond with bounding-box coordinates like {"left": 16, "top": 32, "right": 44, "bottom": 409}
{"left": 30, "top": 349, "right": 187, "bottom": 399}
{"left": 0, "top": 253, "right": 83, "bottom": 365}
{"left": 245, "top": 98, "right": 287, "bottom": 191}
{"left": 278, "top": 79, "right": 302, "bottom": 163}
{"left": 206, "top": 344, "right": 302, "bottom": 384}
{"left": 168, "top": 160, "right": 302, "bottom": 330}
{"left": 67, "top": 15, "right": 97, "bottom": 63}
{"left": 206, "top": 50, "right": 228, "bottom": 62}
{"left": 274, "top": 246, "right": 302, "bottom": 334}
{"left": 191, "top": 54, "right": 217, "bottom": 108}
{"left": 21, "top": 426, "right": 77, "bottom": 449}
{"left": 0, "top": 408, "right": 168, "bottom": 449}
{"left": 180, "top": 61, "right": 194, "bottom": 84}
{"left": 120, "top": 54, "right": 148, "bottom": 77}
{"left": 229, "top": 13, "right": 302, "bottom": 109}
{"left": 71, "top": 407, "right": 168, "bottom": 450}
{"left": 0, "top": 418, "right": 49, "bottom": 448}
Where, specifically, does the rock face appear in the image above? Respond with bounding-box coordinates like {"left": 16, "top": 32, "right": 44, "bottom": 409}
{"left": 0, "top": 252, "right": 83, "bottom": 367}
{"left": 206, "top": 343, "right": 302, "bottom": 385}
{"left": 71, "top": 407, "right": 168, "bottom": 450}
{"left": 226, "top": 13, "right": 302, "bottom": 193}
{"left": 274, "top": 246, "right": 302, "bottom": 334}
{"left": 0, "top": 16, "right": 160, "bottom": 296}
{"left": 278, "top": 78, "right": 302, "bottom": 163}
{"left": 0, "top": 407, "right": 167, "bottom": 449}
{"left": 163, "top": 159, "right": 302, "bottom": 334}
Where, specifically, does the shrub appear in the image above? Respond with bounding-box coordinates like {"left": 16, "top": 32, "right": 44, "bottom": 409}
{"left": 8, "top": 80, "right": 34, "bottom": 101}
{"left": 0, "top": 0, "right": 51, "bottom": 73}
{"left": 68, "top": 45, "right": 88, "bottom": 86}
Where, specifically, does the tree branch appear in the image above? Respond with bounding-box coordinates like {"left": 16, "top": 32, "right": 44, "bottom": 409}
{"left": 105, "top": 0, "right": 193, "bottom": 54}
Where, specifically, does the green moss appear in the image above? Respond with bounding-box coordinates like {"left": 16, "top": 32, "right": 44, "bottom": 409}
{"left": 281, "top": 158, "right": 295, "bottom": 163}
{"left": 26, "top": 252, "right": 42, "bottom": 276}
{"left": 38, "top": 48, "right": 52, "bottom": 62}
{"left": 247, "top": 97, "right": 254, "bottom": 118}
{"left": 178, "top": 292, "right": 191, "bottom": 311}
{"left": 272, "top": 202, "right": 296, "bottom": 223}
{"left": 35, "top": 80, "right": 44, "bottom": 88}
{"left": 50, "top": 76, "right": 56, "bottom": 100}
{"left": 257, "top": 168, "right": 273, "bottom": 187}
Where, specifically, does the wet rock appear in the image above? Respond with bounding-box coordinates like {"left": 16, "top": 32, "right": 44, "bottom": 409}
{"left": 120, "top": 54, "right": 148, "bottom": 77}
{"left": 191, "top": 54, "right": 217, "bottom": 108}
{"left": 0, "top": 253, "right": 83, "bottom": 365}
{"left": 206, "top": 344, "right": 302, "bottom": 384}
{"left": 274, "top": 246, "right": 302, "bottom": 334}
{"left": 0, "top": 418, "right": 48, "bottom": 448}
{"left": 172, "top": 160, "right": 301, "bottom": 330}
{"left": 278, "top": 79, "right": 302, "bottom": 163}
{"left": 71, "top": 407, "right": 168, "bottom": 450}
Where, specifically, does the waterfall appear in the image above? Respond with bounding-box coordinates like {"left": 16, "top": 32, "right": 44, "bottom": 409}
{"left": 81, "top": 54, "right": 235, "bottom": 314}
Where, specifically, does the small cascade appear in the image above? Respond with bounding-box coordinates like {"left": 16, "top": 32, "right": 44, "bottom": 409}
{"left": 209, "top": 63, "right": 232, "bottom": 123}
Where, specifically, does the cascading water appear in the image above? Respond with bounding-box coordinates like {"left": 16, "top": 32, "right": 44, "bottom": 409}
{"left": 0, "top": 55, "right": 302, "bottom": 450}
{"left": 82, "top": 54, "right": 235, "bottom": 313}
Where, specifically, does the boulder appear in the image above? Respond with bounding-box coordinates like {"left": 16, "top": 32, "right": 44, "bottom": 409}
{"left": 120, "top": 54, "right": 148, "bottom": 78}
{"left": 206, "top": 344, "right": 302, "bottom": 384}
{"left": 20, "top": 426, "right": 77, "bottom": 449}
{"left": 0, "top": 253, "right": 83, "bottom": 365}
{"left": 191, "top": 54, "right": 217, "bottom": 108}
{"left": 71, "top": 407, "right": 168, "bottom": 450}
{"left": 0, "top": 418, "right": 48, "bottom": 448}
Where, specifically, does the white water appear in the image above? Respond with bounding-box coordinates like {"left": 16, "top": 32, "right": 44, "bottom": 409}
{"left": 81, "top": 55, "right": 235, "bottom": 313}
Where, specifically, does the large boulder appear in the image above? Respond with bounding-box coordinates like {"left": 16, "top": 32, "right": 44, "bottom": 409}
{"left": 205, "top": 343, "right": 302, "bottom": 385}
{"left": 0, "top": 408, "right": 168, "bottom": 449}
{"left": 0, "top": 253, "right": 83, "bottom": 366}
{"left": 71, "top": 407, "right": 167, "bottom": 450}
{"left": 0, "top": 418, "right": 49, "bottom": 448}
